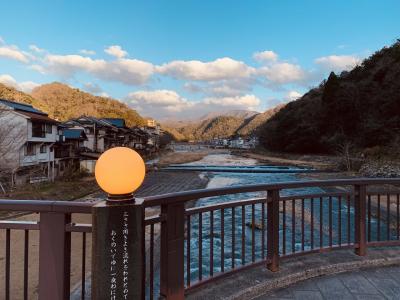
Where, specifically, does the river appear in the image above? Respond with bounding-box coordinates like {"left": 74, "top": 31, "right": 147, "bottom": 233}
{"left": 149, "top": 153, "right": 387, "bottom": 297}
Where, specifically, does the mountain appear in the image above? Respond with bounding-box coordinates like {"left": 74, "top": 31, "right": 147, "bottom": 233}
{"left": 0, "top": 82, "right": 146, "bottom": 127}
{"left": 31, "top": 83, "right": 145, "bottom": 126}
{"left": 198, "top": 110, "right": 259, "bottom": 121}
{"left": 163, "top": 106, "right": 284, "bottom": 141}
{"left": 0, "top": 82, "right": 43, "bottom": 108}
{"left": 260, "top": 40, "right": 400, "bottom": 154}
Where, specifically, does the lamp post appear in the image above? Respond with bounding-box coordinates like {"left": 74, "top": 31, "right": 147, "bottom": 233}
{"left": 92, "top": 147, "right": 146, "bottom": 300}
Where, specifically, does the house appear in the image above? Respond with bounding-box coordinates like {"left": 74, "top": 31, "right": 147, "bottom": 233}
{"left": 62, "top": 116, "right": 119, "bottom": 153}
{"left": 0, "top": 99, "right": 59, "bottom": 185}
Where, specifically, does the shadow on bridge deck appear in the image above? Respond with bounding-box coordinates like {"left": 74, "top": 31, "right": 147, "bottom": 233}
{"left": 186, "top": 246, "right": 400, "bottom": 300}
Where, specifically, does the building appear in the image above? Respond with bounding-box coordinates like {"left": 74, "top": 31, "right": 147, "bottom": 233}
{"left": 0, "top": 99, "right": 59, "bottom": 185}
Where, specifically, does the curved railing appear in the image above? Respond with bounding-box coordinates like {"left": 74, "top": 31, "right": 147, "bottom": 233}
{"left": 142, "top": 178, "right": 400, "bottom": 299}
{"left": 1, "top": 178, "right": 400, "bottom": 300}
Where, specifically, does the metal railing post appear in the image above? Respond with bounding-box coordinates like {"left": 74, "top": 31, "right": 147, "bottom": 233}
{"left": 38, "top": 212, "right": 71, "bottom": 300}
{"left": 160, "top": 202, "right": 185, "bottom": 299}
{"left": 354, "top": 184, "right": 367, "bottom": 256}
{"left": 267, "top": 189, "right": 280, "bottom": 272}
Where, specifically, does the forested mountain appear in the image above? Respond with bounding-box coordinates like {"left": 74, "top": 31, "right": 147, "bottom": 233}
{"left": 31, "top": 83, "right": 145, "bottom": 126}
{"left": 260, "top": 40, "right": 400, "bottom": 154}
{"left": 0, "top": 82, "right": 145, "bottom": 127}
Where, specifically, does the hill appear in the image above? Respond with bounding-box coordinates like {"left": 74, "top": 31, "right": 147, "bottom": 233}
{"left": 163, "top": 106, "right": 284, "bottom": 141}
{"left": 260, "top": 40, "right": 400, "bottom": 154}
{"left": 0, "top": 82, "right": 46, "bottom": 109}
{"left": 30, "top": 83, "right": 145, "bottom": 126}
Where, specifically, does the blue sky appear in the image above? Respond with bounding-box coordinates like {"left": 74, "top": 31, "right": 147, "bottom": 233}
{"left": 0, "top": 0, "right": 399, "bottom": 120}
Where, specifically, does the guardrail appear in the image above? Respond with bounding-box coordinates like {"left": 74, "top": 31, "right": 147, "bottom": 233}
{"left": 1, "top": 178, "right": 400, "bottom": 299}
{"left": 142, "top": 178, "right": 400, "bottom": 299}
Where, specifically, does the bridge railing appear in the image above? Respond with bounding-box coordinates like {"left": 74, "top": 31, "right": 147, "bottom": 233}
{"left": 142, "top": 178, "right": 400, "bottom": 299}
{"left": 0, "top": 200, "right": 92, "bottom": 300}
{"left": 1, "top": 178, "right": 400, "bottom": 300}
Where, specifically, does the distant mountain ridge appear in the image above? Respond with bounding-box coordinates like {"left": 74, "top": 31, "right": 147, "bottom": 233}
{"left": 198, "top": 110, "right": 259, "bottom": 121}
{"left": 162, "top": 105, "right": 284, "bottom": 141}
{"left": 0, "top": 82, "right": 145, "bottom": 127}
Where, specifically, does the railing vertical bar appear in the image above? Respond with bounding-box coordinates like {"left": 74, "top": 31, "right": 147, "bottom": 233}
{"left": 368, "top": 195, "right": 371, "bottom": 242}
{"left": 377, "top": 194, "right": 381, "bottom": 241}
{"left": 387, "top": 194, "right": 391, "bottom": 240}
{"left": 150, "top": 224, "right": 154, "bottom": 300}
{"left": 320, "top": 197, "right": 323, "bottom": 249}
{"left": 291, "top": 199, "right": 295, "bottom": 253}
{"left": 251, "top": 204, "right": 255, "bottom": 262}
{"left": 397, "top": 194, "right": 400, "bottom": 240}
{"left": 23, "top": 230, "right": 29, "bottom": 300}
{"left": 301, "top": 199, "right": 305, "bottom": 251}
{"left": 199, "top": 213, "right": 203, "bottom": 281}
{"left": 241, "top": 206, "right": 245, "bottom": 265}
{"left": 232, "top": 207, "right": 235, "bottom": 268}
{"left": 210, "top": 210, "right": 214, "bottom": 277}
{"left": 261, "top": 203, "right": 265, "bottom": 259}
{"left": 221, "top": 208, "right": 225, "bottom": 273}
{"left": 81, "top": 232, "right": 86, "bottom": 300}
{"left": 282, "top": 200, "right": 286, "bottom": 255}
{"left": 338, "top": 196, "right": 342, "bottom": 246}
{"left": 310, "top": 198, "right": 314, "bottom": 250}
{"left": 347, "top": 195, "right": 351, "bottom": 245}
{"left": 186, "top": 215, "right": 191, "bottom": 287}
{"left": 5, "top": 229, "right": 10, "bottom": 300}
{"left": 267, "top": 189, "right": 280, "bottom": 271}
{"left": 329, "top": 196, "right": 333, "bottom": 248}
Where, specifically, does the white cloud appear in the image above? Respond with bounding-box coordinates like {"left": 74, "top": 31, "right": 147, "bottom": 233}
{"left": 128, "top": 90, "right": 193, "bottom": 113}
{"left": 127, "top": 89, "right": 261, "bottom": 119}
{"left": 0, "top": 45, "right": 30, "bottom": 63}
{"left": 29, "top": 45, "right": 45, "bottom": 53}
{"left": 80, "top": 49, "right": 96, "bottom": 55}
{"left": 105, "top": 45, "right": 127, "bottom": 58}
{"left": 0, "top": 36, "right": 4, "bottom": 44}
{"left": 286, "top": 90, "right": 302, "bottom": 101}
{"left": 43, "top": 54, "right": 154, "bottom": 85}
{"left": 204, "top": 94, "right": 260, "bottom": 109}
{"left": 315, "top": 55, "right": 360, "bottom": 72}
{"left": 258, "top": 62, "right": 307, "bottom": 84}
{"left": 0, "top": 74, "right": 39, "bottom": 92}
{"left": 253, "top": 50, "right": 278, "bottom": 63}
{"left": 156, "top": 57, "right": 255, "bottom": 81}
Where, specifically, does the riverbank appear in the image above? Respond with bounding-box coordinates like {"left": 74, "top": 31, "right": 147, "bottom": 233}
{"left": 156, "top": 151, "right": 209, "bottom": 167}
{"left": 234, "top": 150, "right": 338, "bottom": 170}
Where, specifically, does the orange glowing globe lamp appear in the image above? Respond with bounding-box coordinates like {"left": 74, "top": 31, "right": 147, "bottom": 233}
{"left": 95, "top": 147, "right": 146, "bottom": 201}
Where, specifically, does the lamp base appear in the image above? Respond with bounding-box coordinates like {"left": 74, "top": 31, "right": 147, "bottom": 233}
{"left": 107, "top": 193, "right": 134, "bottom": 203}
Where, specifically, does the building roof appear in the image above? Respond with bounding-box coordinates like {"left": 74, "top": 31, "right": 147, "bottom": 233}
{"left": 17, "top": 111, "right": 59, "bottom": 124}
{"left": 63, "top": 128, "right": 87, "bottom": 140}
{"left": 0, "top": 99, "right": 47, "bottom": 116}
{"left": 102, "top": 118, "right": 126, "bottom": 128}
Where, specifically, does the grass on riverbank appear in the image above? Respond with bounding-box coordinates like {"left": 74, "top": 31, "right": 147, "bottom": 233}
{"left": 3, "top": 176, "right": 99, "bottom": 201}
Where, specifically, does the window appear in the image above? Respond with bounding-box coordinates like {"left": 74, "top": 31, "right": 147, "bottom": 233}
{"left": 45, "top": 124, "right": 52, "bottom": 134}
{"left": 25, "top": 143, "right": 35, "bottom": 156}
{"left": 32, "top": 122, "right": 45, "bottom": 138}
{"left": 40, "top": 145, "right": 46, "bottom": 153}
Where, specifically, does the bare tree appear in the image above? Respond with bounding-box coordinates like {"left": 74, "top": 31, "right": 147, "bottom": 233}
{"left": 0, "top": 107, "right": 25, "bottom": 190}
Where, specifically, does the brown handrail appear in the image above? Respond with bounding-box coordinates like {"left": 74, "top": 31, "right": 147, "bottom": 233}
{"left": 0, "top": 199, "right": 93, "bottom": 213}
{"left": 143, "top": 178, "right": 400, "bottom": 207}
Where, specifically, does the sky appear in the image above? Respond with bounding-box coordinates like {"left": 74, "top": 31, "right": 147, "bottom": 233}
{"left": 0, "top": 1, "right": 399, "bottom": 120}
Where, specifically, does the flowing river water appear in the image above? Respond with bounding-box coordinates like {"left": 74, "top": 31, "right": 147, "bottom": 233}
{"left": 148, "top": 153, "right": 388, "bottom": 298}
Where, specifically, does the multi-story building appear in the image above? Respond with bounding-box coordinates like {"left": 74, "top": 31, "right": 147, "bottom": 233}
{"left": 0, "top": 99, "right": 59, "bottom": 185}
